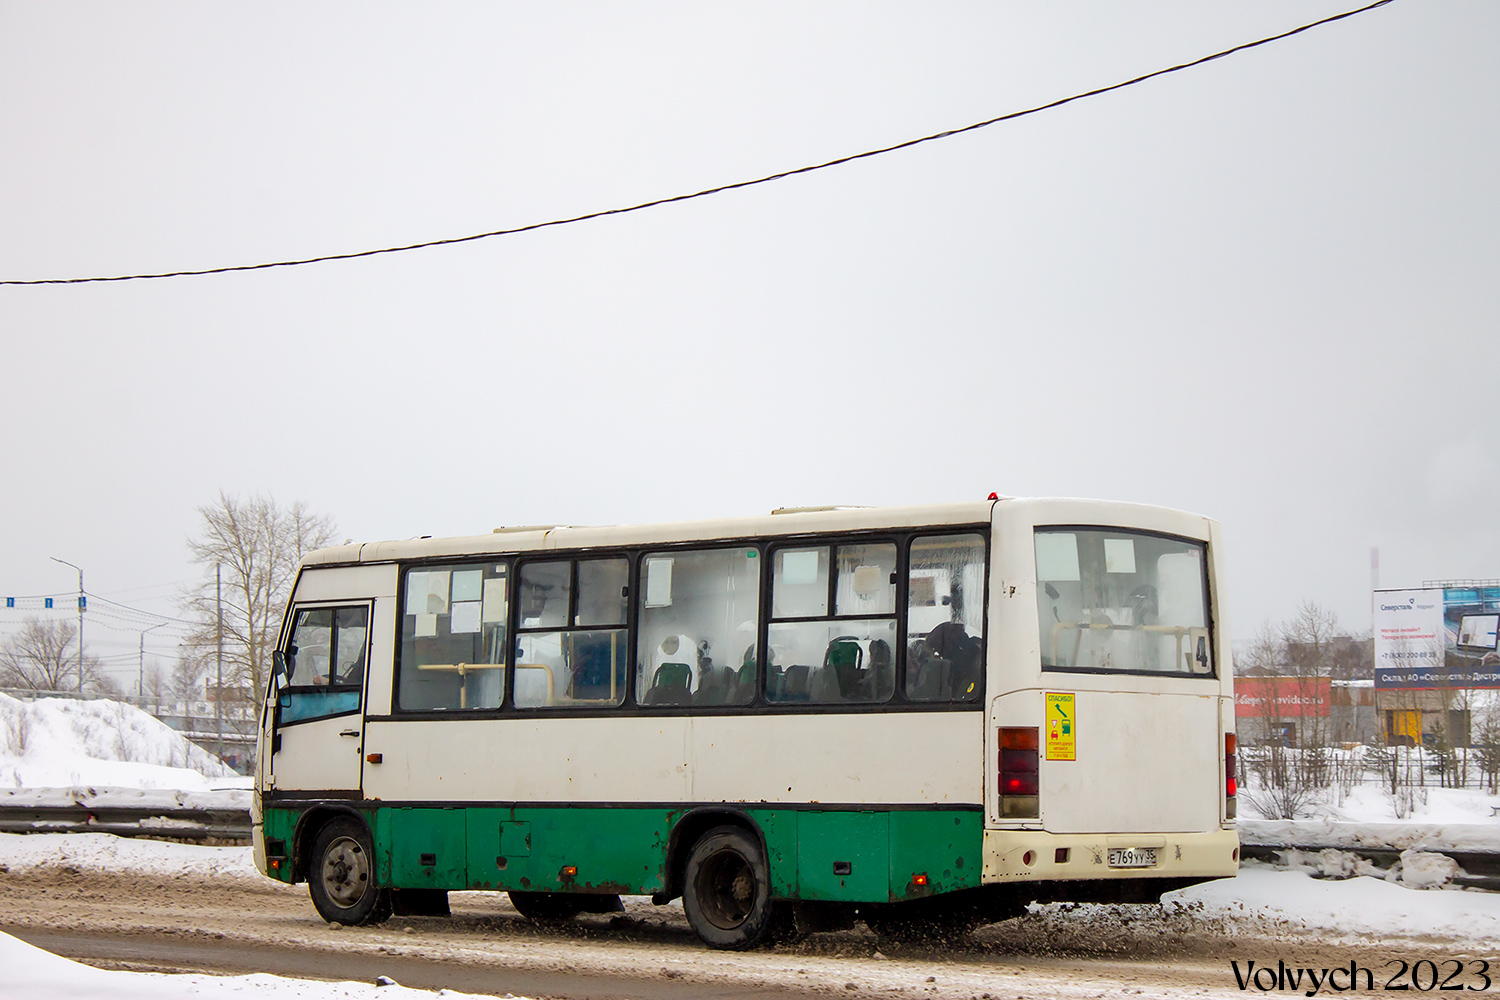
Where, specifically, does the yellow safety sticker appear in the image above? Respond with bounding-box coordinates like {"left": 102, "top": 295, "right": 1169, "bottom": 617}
{"left": 1045, "top": 692, "right": 1075, "bottom": 761}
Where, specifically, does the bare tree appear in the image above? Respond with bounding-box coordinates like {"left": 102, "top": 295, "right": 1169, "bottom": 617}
{"left": 1284, "top": 601, "right": 1340, "bottom": 672}
{"left": 0, "top": 617, "right": 116, "bottom": 694}
{"left": 171, "top": 650, "right": 209, "bottom": 706}
{"left": 180, "top": 492, "right": 338, "bottom": 703}
{"left": 142, "top": 660, "right": 170, "bottom": 714}
{"left": 1238, "top": 620, "right": 1285, "bottom": 677}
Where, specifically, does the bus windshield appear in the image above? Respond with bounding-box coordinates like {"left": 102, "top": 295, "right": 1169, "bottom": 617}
{"left": 1035, "top": 528, "right": 1213, "bottom": 676}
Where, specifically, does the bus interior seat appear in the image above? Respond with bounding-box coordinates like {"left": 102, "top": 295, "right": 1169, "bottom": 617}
{"left": 779, "top": 664, "right": 811, "bottom": 701}
{"left": 808, "top": 665, "right": 841, "bottom": 703}
{"left": 824, "top": 638, "right": 865, "bottom": 701}
{"left": 645, "top": 662, "right": 692, "bottom": 705}
{"left": 868, "top": 638, "right": 892, "bottom": 682}
{"left": 693, "top": 665, "right": 725, "bottom": 705}
{"left": 912, "top": 656, "right": 949, "bottom": 700}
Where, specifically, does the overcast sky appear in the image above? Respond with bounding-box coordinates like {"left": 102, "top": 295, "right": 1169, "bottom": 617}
{"left": 2, "top": 2, "right": 1495, "bottom": 690}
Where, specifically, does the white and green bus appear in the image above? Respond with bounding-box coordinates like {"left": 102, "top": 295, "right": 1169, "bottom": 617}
{"left": 253, "top": 498, "right": 1239, "bottom": 948}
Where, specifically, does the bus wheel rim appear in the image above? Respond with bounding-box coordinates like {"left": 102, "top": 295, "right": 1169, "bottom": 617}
{"left": 321, "top": 836, "right": 369, "bottom": 907}
{"left": 699, "top": 848, "right": 755, "bottom": 930}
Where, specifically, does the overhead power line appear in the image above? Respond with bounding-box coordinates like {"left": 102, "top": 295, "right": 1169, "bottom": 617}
{"left": 0, "top": 0, "right": 1394, "bottom": 287}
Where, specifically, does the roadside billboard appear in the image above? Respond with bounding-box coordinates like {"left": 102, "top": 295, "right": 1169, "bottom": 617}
{"left": 1374, "top": 586, "right": 1500, "bottom": 690}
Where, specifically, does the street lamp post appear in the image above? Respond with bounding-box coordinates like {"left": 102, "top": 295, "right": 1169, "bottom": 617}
{"left": 49, "top": 557, "right": 84, "bottom": 693}
{"left": 139, "top": 621, "right": 168, "bottom": 708}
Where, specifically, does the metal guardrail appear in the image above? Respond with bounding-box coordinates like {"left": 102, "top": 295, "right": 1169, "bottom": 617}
{"left": 0, "top": 804, "right": 252, "bottom": 841}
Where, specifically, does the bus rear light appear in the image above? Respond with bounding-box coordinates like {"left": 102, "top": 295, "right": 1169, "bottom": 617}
{"left": 1001, "top": 727, "right": 1039, "bottom": 750}
{"left": 999, "top": 727, "right": 1040, "bottom": 819}
{"left": 911, "top": 873, "right": 928, "bottom": 887}
{"left": 1002, "top": 773, "right": 1039, "bottom": 796}
{"left": 1225, "top": 733, "right": 1237, "bottom": 798}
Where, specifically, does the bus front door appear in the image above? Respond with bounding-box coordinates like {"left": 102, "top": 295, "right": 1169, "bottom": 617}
{"left": 267, "top": 603, "right": 370, "bottom": 796}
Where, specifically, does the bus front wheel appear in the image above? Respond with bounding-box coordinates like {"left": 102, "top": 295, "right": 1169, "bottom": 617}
{"left": 308, "top": 817, "right": 392, "bottom": 926}
{"left": 682, "top": 825, "right": 776, "bottom": 950}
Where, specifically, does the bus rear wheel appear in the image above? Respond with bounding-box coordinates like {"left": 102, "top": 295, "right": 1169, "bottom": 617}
{"left": 308, "top": 817, "right": 392, "bottom": 926}
{"left": 682, "top": 825, "right": 776, "bottom": 950}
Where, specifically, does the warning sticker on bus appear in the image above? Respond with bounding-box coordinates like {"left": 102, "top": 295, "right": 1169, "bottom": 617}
{"left": 1045, "top": 692, "right": 1075, "bottom": 761}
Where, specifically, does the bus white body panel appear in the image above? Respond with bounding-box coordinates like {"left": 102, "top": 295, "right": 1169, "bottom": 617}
{"left": 361, "top": 712, "right": 982, "bottom": 805}
{"left": 990, "top": 686, "right": 1220, "bottom": 834}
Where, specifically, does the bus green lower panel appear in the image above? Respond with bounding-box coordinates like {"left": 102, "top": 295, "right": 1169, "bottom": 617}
{"left": 745, "top": 809, "right": 798, "bottom": 898}
{"left": 888, "top": 809, "right": 982, "bottom": 900}
{"left": 261, "top": 807, "right": 298, "bottom": 884}
{"left": 462, "top": 807, "right": 672, "bottom": 894}
{"left": 796, "top": 811, "right": 890, "bottom": 901}
{"left": 380, "top": 807, "right": 467, "bottom": 890}
{"left": 270, "top": 803, "right": 982, "bottom": 904}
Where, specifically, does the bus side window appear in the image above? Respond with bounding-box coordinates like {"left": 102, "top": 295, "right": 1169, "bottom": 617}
{"left": 396, "top": 563, "right": 508, "bottom": 712}
{"left": 767, "top": 542, "right": 897, "bottom": 706}
{"left": 634, "top": 548, "right": 760, "bottom": 708}
{"left": 905, "top": 534, "right": 986, "bottom": 702}
{"left": 279, "top": 605, "right": 367, "bottom": 725}
{"left": 514, "top": 558, "right": 629, "bottom": 709}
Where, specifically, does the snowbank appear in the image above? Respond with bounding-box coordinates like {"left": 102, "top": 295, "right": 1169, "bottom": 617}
{"left": 0, "top": 693, "right": 244, "bottom": 790}
{"left": 1242, "top": 818, "right": 1500, "bottom": 853}
{"left": 1238, "top": 779, "right": 1500, "bottom": 852}
{"left": 0, "top": 928, "right": 520, "bottom": 1000}
{"left": 0, "top": 831, "right": 262, "bottom": 881}
{"left": 1166, "top": 866, "right": 1500, "bottom": 947}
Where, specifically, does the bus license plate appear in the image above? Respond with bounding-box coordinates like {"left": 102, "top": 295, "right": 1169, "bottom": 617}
{"left": 1107, "top": 847, "right": 1156, "bottom": 868}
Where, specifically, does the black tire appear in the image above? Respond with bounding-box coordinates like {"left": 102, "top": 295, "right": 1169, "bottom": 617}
{"left": 307, "top": 817, "right": 392, "bottom": 926}
{"left": 509, "top": 891, "right": 589, "bottom": 921}
{"left": 682, "top": 825, "right": 776, "bottom": 950}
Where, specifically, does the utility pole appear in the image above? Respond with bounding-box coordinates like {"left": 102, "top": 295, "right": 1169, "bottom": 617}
{"left": 139, "top": 621, "right": 167, "bottom": 708}
{"left": 49, "top": 557, "right": 84, "bottom": 692}
{"left": 215, "top": 563, "right": 224, "bottom": 759}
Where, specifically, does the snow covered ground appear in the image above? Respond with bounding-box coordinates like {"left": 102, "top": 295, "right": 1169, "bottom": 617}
{"left": 1239, "top": 768, "right": 1500, "bottom": 851}
{"left": 1, "top": 928, "right": 506, "bottom": 1000}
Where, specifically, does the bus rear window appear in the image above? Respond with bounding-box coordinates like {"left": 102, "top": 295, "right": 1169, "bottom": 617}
{"left": 1035, "top": 528, "right": 1213, "bottom": 676}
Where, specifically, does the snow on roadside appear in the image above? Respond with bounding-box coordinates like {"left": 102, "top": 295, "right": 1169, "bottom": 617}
{"left": 1165, "top": 865, "right": 1500, "bottom": 948}
{"left": 0, "top": 928, "right": 523, "bottom": 1000}
{"left": 1240, "top": 781, "right": 1500, "bottom": 825}
{"left": 0, "top": 693, "right": 242, "bottom": 790}
{"left": 0, "top": 831, "right": 263, "bottom": 882}
{"left": 1238, "top": 775, "right": 1500, "bottom": 852}
{"left": 1241, "top": 817, "right": 1500, "bottom": 852}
